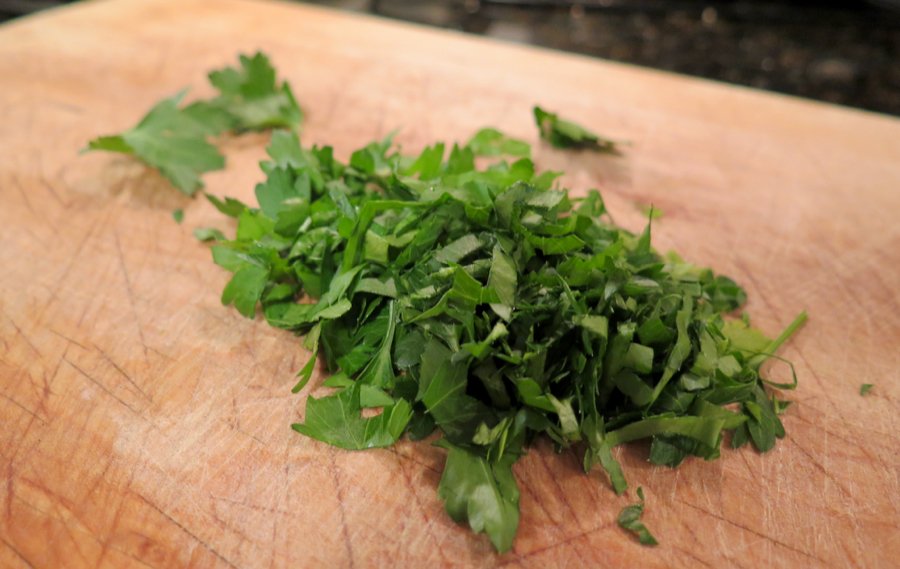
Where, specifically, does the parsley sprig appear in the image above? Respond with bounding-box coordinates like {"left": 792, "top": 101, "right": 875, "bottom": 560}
{"left": 85, "top": 52, "right": 301, "bottom": 195}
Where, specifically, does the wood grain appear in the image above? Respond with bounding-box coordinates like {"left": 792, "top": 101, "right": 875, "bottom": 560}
{"left": 1, "top": 0, "right": 898, "bottom": 567}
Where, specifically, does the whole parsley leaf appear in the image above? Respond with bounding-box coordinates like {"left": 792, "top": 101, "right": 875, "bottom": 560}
{"left": 84, "top": 52, "right": 302, "bottom": 195}
{"left": 85, "top": 92, "right": 225, "bottom": 195}
{"left": 203, "top": 51, "right": 303, "bottom": 131}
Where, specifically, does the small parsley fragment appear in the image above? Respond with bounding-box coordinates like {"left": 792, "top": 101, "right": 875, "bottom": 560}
{"left": 618, "top": 487, "right": 658, "bottom": 546}
{"left": 533, "top": 105, "right": 619, "bottom": 152}
{"left": 860, "top": 383, "right": 874, "bottom": 396}
{"left": 193, "top": 227, "right": 226, "bottom": 242}
{"left": 467, "top": 128, "right": 531, "bottom": 158}
{"left": 638, "top": 204, "right": 663, "bottom": 219}
{"left": 85, "top": 52, "right": 301, "bottom": 195}
{"left": 172, "top": 209, "right": 184, "bottom": 224}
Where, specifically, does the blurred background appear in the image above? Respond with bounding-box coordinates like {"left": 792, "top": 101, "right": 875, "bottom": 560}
{"left": 3, "top": 0, "right": 898, "bottom": 115}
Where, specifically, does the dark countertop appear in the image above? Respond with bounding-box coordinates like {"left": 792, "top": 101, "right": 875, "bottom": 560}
{"left": 307, "top": 0, "right": 900, "bottom": 116}
{"left": 3, "top": 0, "right": 898, "bottom": 115}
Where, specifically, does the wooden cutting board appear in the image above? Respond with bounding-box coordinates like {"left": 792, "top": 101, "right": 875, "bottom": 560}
{"left": 1, "top": 0, "right": 898, "bottom": 567}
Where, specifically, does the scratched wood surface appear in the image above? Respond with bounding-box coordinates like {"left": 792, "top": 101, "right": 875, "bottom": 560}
{"left": 1, "top": 0, "right": 899, "bottom": 567}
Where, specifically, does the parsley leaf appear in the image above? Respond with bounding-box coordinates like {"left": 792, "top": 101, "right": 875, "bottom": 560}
{"left": 221, "top": 265, "right": 269, "bottom": 318}
{"left": 202, "top": 51, "right": 303, "bottom": 131}
{"left": 85, "top": 92, "right": 225, "bottom": 195}
{"left": 638, "top": 204, "right": 663, "bottom": 219}
{"left": 467, "top": 128, "right": 531, "bottom": 158}
{"left": 533, "top": 105, "right": 619, "bottom": 152}
{"left": 860, "top": 383, "right": 874, "bottom": 396}
{"left": 618, "top": 487, "right": 658, "bottom": 546}
{"left": 85, "top": 52, "right": 302, "bottom": 195}
{"left": 437, "top": 441, "right": 521, "bottom": 553}
{"left": 292, "top": 384, "right": 412, "bottom": 450}
{"left": 193, "top": 227, "right": 226, "bottom": 242}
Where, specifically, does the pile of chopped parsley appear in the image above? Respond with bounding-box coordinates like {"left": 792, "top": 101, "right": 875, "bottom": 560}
{"left": 87, "top": 52, "right": 806, "bottom": 553}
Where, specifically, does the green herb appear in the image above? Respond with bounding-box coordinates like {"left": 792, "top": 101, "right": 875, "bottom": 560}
{"left": 199, "top": 126, "right": 804, "bottom": 552}
{"left": 173, "top": 209, "right": 184, "bottom": 223}
{"left": 638, "top": 204, "right": 663, "bottom": 219}
{"left": 84, "top": 52, "right": 301, "bottom": 195}
{"left": 101, "top": 54, "right": 805, "bottom": 553}
{"left": 195, "top": 51, "right": 303, "bottom": 132}
{"left": 292, "top": 382, "right": 412, "bottom": 450}
{"left": 618, "top": 487, "right": 658, "bottom": 546}
{"left": 467, "top": 127, "right": 531, "bottom": 158}
{"left": 860, "top": 383, "right": 874, "bottom": 396}
{"left": 533, "top": 105, "right": 619, "bottom": 152}
{"left": 193, "top": 227, "right": 226, "bottom": 242}
{"left": 85, "top": 92, "right": 226, "bottom": 195}
{"left": 437, "top": 440, "right": 521, "bottom": 552}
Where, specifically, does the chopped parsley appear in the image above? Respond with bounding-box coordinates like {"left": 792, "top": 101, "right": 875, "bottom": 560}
{"left": 86, "top": 54, "right": 806, "bottom": 554}
{"left": 204, "top": 128, "right": 805, "bottom": 551}
{"left": 618, "top": 487, "right": 658, "bottom": 546}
